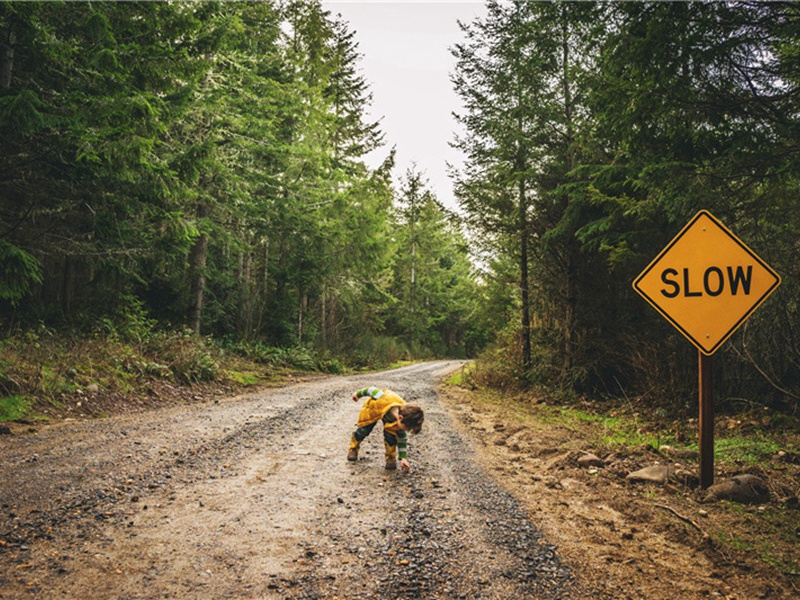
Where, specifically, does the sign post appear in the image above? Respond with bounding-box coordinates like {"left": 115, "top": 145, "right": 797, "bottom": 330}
{"left": 698, "top": 353, "right": 715, "bottom": 488}
{"left": 633, "top": 210, "right": 780, "bottom": 487}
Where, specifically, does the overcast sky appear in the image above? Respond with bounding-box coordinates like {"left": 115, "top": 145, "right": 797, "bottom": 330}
{"left": 322, "top": 0, "right": 487, "bottom": 212}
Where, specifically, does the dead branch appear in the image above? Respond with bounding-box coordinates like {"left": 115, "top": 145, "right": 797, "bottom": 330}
{"left": 654, "top": 503, "right": 711, "bottom": 543}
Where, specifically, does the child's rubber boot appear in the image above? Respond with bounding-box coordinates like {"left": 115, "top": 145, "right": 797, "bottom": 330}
{"left": 384, "top": 442, "right": 397, "bottom": 470}
{"left": 347, "top": 435, "right": 360, "bottom": 462}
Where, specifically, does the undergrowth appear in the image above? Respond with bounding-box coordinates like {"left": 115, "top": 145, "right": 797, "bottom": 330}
{"left": 0, "top": 324, "right": 357, "bottom": 422}
{"left": 455, "top": 356, "right": 800, "bottom": 462}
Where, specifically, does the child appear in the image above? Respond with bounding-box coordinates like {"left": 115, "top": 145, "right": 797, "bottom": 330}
{"left": 347, "top": 386, "right": 424, "bottom": 472}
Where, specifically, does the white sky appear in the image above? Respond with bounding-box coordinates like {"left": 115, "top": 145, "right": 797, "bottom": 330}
{"left": 322, "top": 0, "right": 487, "bottom": 212}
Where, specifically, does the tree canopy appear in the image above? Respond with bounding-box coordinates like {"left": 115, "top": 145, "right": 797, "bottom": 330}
{"left": 3, "top": 0, "right": 799, "bottom": 412}
{"left": 453, "top": 0, "right": 800, "bottom": 410}
{"left": 0, "top": 0, "right": 480, "bottom": 365}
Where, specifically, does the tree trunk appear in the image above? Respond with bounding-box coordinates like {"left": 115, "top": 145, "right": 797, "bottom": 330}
{"left": 253, "top": 239, "right": 269, "bottom": 336}
{"left": 61, "top": 255, "right": 75, "bottom": 319}
{"left": 188, "top": 204, "right": 209, "bottom": 335}
{"left": 297, "top": 291, "right": 307, "bottom": 344}
{"left": 320, "top": 286, "right": 327, "bottom": 348}
{"left": 0, "top": 27, "right": 15, "bottom": 90}
{"left": 519, "top": 175, "right": 532, "bottom": 373}
{"left": 238, "top": 250, "right": 253, "bottom": 337}
{"left": 564, "top": 254, "right": 575, "bottom": 374}
{"left": 515, "top": 60, "right": 532, "bottom": 374}
{"left": 561, "top": 13, "right": 576, "bottom": 376}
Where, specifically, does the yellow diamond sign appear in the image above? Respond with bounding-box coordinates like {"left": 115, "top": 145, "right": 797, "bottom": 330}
{"left": 633, "top": 210, "right": 781, "bottom": 355}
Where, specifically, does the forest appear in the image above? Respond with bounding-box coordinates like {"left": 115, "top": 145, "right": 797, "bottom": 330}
{"left": 1, "top": 0, "right": 799, "bottom": 419}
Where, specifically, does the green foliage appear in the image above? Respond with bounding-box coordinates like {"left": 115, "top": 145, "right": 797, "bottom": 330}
{"left": 348, "top": 334, "right": 409, "bottom": 369}
{"left": 0, "top": 395, "right": 32, "bottom": 422}
{"left": 0, "top": 240, "right": 43, "bottom": 302}
{"left": 314, "top": 351, "right": 345, "bottom": 374}
{"left": 454, "top": 0, "right": 800, "bottom": 414}
{"left": 99, "top": 294, "right": 156, "bottom": 344}
{"left": 0, "top": 325, "right": 373, "bottom": 421}
{"left": 271, "top": 347, "right": 317, "bottom": 372}
{"left": 146, "top": 330, "right": 220, "bottom": 384}
{"left": 386, "top": 168, "right": 485, "bottom": 358}
{"left": 0, "top": 0, "right": 483, "bottom": 368}
{"left": 224, "top": 339, "right": 340, "bottom": 372}
{"left": 0, "top": 90, "right": 47, "bottom": 136}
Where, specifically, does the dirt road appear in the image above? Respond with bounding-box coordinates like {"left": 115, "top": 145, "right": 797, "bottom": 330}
{"left": 0, "top": 361, "right": 574, "bottom": 599}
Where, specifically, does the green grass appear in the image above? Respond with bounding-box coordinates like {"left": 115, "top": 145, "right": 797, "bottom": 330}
{"left": 714, "top": 434, "right": 781, "bottom": 464}
{"left": 459, "top": 386, "right": 681, "bottom": 452}
{"left": 445, "top": 363, "right": 474, "bottom": 386}
{"left": 710, "top": 505, "right": 800, "bottom": 574}
{"left": 386, "top": 359, "right": 418, "bottom": 370}
{"left": 0, "top": 395, "right": 32, "bottom": 421}
{"left": 530, "top": 403, "right": 678, "bottom": 451}
{"left": 225, "top": 370, "right": 266, "bottom": 386}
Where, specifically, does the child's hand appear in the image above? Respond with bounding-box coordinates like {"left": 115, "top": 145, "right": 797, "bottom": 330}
{"left": 352, "top": 393, "right": 359, "bottom": 402}
{"left": 400, "top": 459, "right": 411, "bottom": 473}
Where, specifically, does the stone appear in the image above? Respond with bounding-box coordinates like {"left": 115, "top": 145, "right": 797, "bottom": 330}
{"left": 660, "top": 445, "right": 700, "bottom": 461}
{"left": 626, "top": 464, "right": 674, "bottom": 484}
{"left": 672, "top": 469, "right": 700, "bottom": 488}
{"left": 577, "top": 453, "right": 604, "bottom": 468}
{"left": 702, "top": 474, "right": 770, "bottom": 504}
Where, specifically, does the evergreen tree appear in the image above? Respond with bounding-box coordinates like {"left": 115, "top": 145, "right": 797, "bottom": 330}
{"left": 452, "top": 0, "right": 601, "bottom": 381}
{"left": 390, "top": 168, "right": 480, "bottom": 357}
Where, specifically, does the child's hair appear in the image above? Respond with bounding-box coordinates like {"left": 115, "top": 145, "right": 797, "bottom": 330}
{"left": 399, "top": 404, "right": 424, "bottom": 434}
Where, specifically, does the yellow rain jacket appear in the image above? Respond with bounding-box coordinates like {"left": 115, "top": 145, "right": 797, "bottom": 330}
{"left": 356, "top": 389, "right": 406, "bottom": 432}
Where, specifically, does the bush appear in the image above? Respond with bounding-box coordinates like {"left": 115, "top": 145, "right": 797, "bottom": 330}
{"left": 224, "top": 340, "right": 322, "bottom": 371}
{"left": 98, "top": 294, "right": 156, "bottom": 344}
{"left": 274, "top": 347, "right": 316, "bottom": 371}
{"left": 315, "top": 351, "right": 345, "bottom": 374}
{"left": 146, "top": 329, "right": 220, "bottom": 383}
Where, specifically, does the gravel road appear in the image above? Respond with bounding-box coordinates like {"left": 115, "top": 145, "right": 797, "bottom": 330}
{"left": 0, "top": 361, "right": 573, "bottom": 599}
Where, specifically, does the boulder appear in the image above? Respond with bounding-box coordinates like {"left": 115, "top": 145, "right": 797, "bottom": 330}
{"left": 672, "top": 468, "right": 700, "bottom": 488}
{"left": 626, "top": 464, "right": 673, "bottom": 485}
{"left": 702, "top": 474, "right": 770, "bottom": 504}
{"left": 577, "top": 453, "right": 604, "bottom": 468}
{"left": 660, "top": 445, "right": 700, "bottom": 461}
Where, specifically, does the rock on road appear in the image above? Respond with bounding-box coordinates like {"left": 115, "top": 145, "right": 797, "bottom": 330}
{"left": 0, "top": 361, "right": 573, "bottom": 599}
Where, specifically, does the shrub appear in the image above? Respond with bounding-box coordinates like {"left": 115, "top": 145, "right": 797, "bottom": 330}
{"left": 146, "top": 329, "right": 220, "bottom": 383}
{"left": 98, "top": 294, "right": 156, "bottom": 344}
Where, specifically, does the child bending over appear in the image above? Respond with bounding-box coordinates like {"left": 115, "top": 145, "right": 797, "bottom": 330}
{"left": 347, "top": 386, "right": 424, "bottom": 472}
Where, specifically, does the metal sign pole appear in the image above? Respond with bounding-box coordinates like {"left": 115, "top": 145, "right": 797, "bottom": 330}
{"left": 698, "top": 351, "right": 715, "bottom": 488}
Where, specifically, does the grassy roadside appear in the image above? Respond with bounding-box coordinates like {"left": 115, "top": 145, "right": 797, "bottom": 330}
{"left": 443, "top": 365, "right": 800, "bottom": 582}
{"left": 446, "top": 366, "right": 800, "bottom": 472}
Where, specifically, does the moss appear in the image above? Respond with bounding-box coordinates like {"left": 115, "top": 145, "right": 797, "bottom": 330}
{"left": 225, "top": 370, "right": 265, "bottom": 386}
{"left": 0, "top": 395, "right": 32, "bottom": 421}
